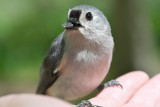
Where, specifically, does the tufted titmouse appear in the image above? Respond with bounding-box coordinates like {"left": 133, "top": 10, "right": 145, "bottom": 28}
{"left": 36, "top": 5, "right": 122, "bottom": 104}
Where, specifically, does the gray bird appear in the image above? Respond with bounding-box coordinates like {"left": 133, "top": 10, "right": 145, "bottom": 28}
{"left": 36, "top": 5, "right": 122, "bottom": 106}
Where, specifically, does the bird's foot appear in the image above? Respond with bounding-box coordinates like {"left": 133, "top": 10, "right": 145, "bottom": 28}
{"left": 76, "top": 100, "right": 101, "bottom": 107}
{"left": 98, "top": 79, "right": 123, "bottom": 91}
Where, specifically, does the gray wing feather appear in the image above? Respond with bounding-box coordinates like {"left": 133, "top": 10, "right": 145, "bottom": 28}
{"left": 36, "top": 32, "right": 65, "bottom": 94}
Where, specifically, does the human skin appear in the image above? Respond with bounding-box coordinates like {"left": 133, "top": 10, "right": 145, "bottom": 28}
{"left": 0, "top": 71, "right": 160, "bottom": 107}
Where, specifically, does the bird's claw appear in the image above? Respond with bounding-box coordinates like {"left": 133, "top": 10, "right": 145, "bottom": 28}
{"left": 76, "top": 100, "right": 102, "bottom": 107}
{"left": 104, "top": 80, "right": 123, "bottom": 89}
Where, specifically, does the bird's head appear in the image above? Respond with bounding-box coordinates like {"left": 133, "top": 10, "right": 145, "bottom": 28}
{"left": 63, "top": 5, "right": 111, "bottom": 39}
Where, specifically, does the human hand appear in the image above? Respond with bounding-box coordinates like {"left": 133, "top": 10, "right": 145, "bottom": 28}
{"left": 0, "top": 71, "right": 160, "bottom": 107}
{"left": 89, "top": 71, "right": 160, "bottom": 107}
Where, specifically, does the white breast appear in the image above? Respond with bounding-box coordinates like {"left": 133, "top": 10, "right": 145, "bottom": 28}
{"left": 75, "top": 50, "right": 99, "bottom": 64}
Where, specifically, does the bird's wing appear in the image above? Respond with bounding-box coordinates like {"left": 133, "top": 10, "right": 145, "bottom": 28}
{"left": 36, "top": 32, "right": 65, "bottom": 94}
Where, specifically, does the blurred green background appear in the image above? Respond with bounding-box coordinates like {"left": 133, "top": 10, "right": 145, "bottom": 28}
{"left": 0, "top": 0, "right": 160, "bottom": 103}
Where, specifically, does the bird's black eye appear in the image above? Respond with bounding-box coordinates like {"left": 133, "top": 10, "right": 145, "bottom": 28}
{"left": 85, "top": 12, "right": 93, "bottom": 21}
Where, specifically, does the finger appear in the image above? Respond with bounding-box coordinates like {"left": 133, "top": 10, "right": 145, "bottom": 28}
{"left": 124, "top": 73, "right": 160, "bottom": 107}
{"left": 0, "top": 94, "right": 16, "bottom": 107}
{"left": 156, "top": 100, "right": 160, "bottom": 107}
{"left": 89, "top": 71, "right": 149, "bottom": 107}
{"left": 0, "top": 94, "right": 72, "bottom": 107}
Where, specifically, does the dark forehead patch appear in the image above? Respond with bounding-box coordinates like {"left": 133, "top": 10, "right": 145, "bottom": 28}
{"left": 69, "top": 10, "right": 81, "bottom": 19}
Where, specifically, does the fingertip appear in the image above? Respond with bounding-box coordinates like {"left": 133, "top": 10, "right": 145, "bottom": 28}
{"left": 0, "top": 94, "right": 17, "bottom": 107}
{"left": 152, "top": 73, "right": 160, "bottom": 78}
{"left": 117, "top": 71, "right": 149, "bottom": 81}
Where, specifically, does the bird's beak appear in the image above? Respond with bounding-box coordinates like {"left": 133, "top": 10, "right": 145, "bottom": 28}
{"left": 62, "top": 18, "right": 83, "bottom": 29}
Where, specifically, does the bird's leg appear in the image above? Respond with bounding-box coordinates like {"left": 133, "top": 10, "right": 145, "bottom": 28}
{"left": 97, "top": 79, "right": 123, "bottom": 92}
{"left": 76, "top": 80, "right": 122, "bottom": 107}
{"left": 76, "top": 100, "right": 101, "bottom": 107}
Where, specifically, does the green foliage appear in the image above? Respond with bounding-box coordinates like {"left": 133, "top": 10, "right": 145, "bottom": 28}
{"left": 149, "top": 0, "right": 160, "bottom": 51}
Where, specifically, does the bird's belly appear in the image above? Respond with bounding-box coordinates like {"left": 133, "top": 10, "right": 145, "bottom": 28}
{"left": 48, "top": 56, "right": 111, "bottom": 101}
